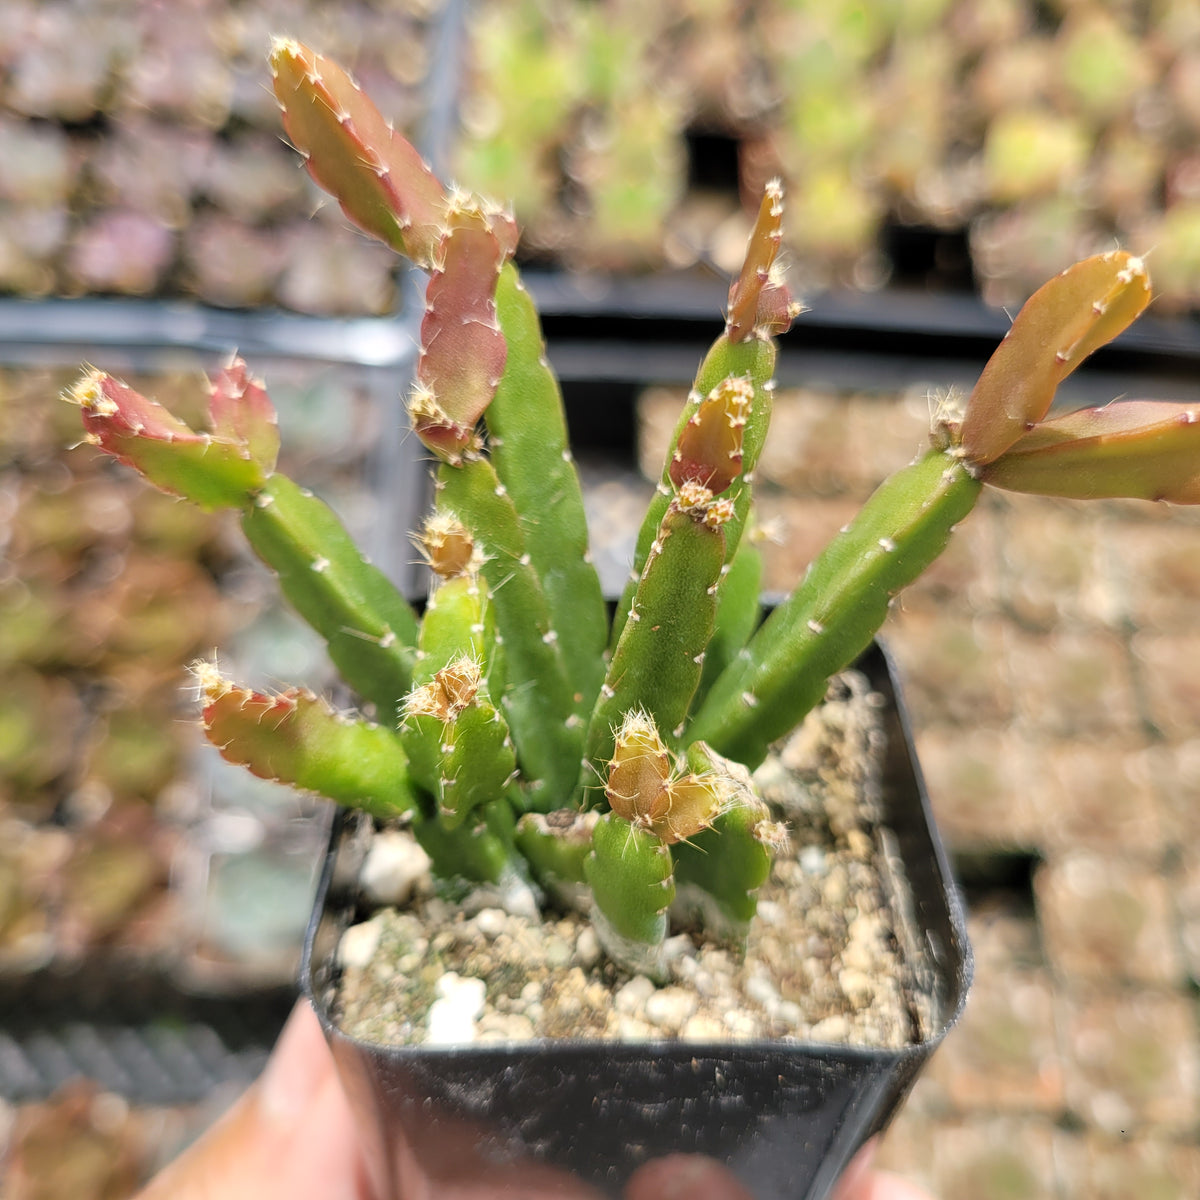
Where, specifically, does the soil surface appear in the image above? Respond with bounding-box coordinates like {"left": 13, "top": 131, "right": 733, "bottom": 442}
{"left": 334, "top": 671, "right": 933, "bottom": 1051}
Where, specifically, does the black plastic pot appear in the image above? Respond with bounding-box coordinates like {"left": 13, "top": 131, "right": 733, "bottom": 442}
{"left": 301, "top": 641, "right": 971, "bottom": 1200}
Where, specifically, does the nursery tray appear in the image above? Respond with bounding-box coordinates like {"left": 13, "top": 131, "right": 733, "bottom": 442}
{"left": 301, "top": 641, "right": 972, "bottom": 1200}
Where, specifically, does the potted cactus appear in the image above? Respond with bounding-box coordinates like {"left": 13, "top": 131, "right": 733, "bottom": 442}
{"left": 63, "top": 39, "right": 1200, "bottom": 1200}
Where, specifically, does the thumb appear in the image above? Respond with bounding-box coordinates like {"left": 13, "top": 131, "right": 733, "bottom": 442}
{"left": 136, "top": 999, "right": 375, "bottom": 1200}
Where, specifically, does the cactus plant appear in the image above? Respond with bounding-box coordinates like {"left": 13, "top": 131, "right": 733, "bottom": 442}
{"left": 64, "top": 40, "right": 1200, "bottom": 982}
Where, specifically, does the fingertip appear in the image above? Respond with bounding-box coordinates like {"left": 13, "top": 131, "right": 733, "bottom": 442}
{"left": 625, "top": 1154, "right": 754, "bottom": 1200}
{"left": 258, "top": 996, "right": 335, "bottom": 1125}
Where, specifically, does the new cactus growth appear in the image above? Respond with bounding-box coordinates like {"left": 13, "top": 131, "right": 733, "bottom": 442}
{"left": 65, "top": 41, "right": 1200, "bottom": 981}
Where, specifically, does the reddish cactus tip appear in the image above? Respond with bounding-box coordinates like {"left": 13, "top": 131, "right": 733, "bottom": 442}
{"left": 270, "top": 38, "right": 447, "bottom": 268}
{"left": 670, "top": 375, "right": 754, "bottom": 495}
{"left": 409, "top": 205, "right": 511, "bottom": 464}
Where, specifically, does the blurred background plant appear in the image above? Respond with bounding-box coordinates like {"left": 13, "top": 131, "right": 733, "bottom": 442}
{"left": 452, "top": 0, "right": 1200, "bottom": 306}
{"left": 4, "top": 0, "right": 1200, "bottom": 307}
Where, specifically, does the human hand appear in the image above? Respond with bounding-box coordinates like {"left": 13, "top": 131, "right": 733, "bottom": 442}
{"left": 624, "top": 1142, "right": 932, "bottom": 1200}
{"left": 135, "top": 999, "right": 932, "bottom": 1200}
{"left": 134, "top": 998, "right": 377, "bottom": 1200}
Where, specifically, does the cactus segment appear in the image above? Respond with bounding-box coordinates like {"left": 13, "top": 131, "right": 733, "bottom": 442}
{"left": 590, "top": 489, "right": 729, "bottom": 771}
{"left": 486, "top": 263, "right": 608, "bottom": 714}
{"left": 670, "top": 376, "right": 755, "bottom": 495}
{"left": 725, "top": 180, "right": 801, "bottom": 343}
{"left": 959, "top": 251, "right": 1151, "bottom": 466}
{"left": 514, "top": 809, "right": 598, "bottom": 897}
{"left": 207, "top": 357, "right": 280, "bottom": 474}
{"left": 436, "top": 457, "right": 582, "bottom": 803}
{"left": 402, "top": 656, "right": 515, "bottom": 829}
{"left": 694, "top": 531, "right": 764, "bottom": 711}
{"left": 613, "top": 337, "right": 776, "bottom": 650}
{"left": 408, "top": 205, "right": 511, "bottom": 465}
{"left": 269, "top": 38, "right": 447, "bottom": 269}
{"left": 689, "top": 450, "right": 982, "bottom": 768}
{"left": 585, "top": 811, "right": 675, "bottom": 972}
{"left": 65, "top": 369, "right": 267, "bottom": 511}
{"left": 671, "top": 745, "right": 776, "bottom": 934}
{"left": 984, "top": 400, "right": 1200, "bottom": 503}
{"left": 414, "top": 800, "right": 516, "bottom": 886}
{"left": 413, "top": 574, "right": 493, "bottom": 688}
{"left": 196, "top": 664, "right": 416, "bottom": 820}
{"left": 438, "top": 701, "right": 517, "bottom": 829}
{"left": 241, "top": 474, "right": 419, "bottom": 717}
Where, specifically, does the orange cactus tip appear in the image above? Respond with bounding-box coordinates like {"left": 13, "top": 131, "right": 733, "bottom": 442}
{"left": 417, "top": 512, "right": 480, "bottom": 578}
{"left": 984, "top": 399, "right": 1200, "bottom": 504}
{"left": 650, "top": 772, "right": 728, "bottom": 845}
{"left": 404, "top": 657, "right": 483, "bottom": 722}
{"left": 208, "top": 356, "right": 279, "bottom": 474}
{"left": 960, "top": 250, "right": 1151, "bottom": 466}
{"left": 407, "top": 385, "right": 483, "bottom": 465}
{"left": 606, "top": 709, "right": 672, "bottom": 821}
{"left": 726, "top": 180, "right": 799, "bottom": 343}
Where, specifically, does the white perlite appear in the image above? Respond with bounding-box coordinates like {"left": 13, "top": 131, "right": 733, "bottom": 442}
{"left": 359, "top": 830, "right": 432, "bottom": 907}
{"left": 426, "top": 972, "right": 487, "bottom": 1045}
{"left": 333, "top": 671, "right": 930, "bottom": 1052}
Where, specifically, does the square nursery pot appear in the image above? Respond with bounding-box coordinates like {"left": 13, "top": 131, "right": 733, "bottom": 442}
{"left": 301, "top": 641, "right": 972, "bottom": 1200}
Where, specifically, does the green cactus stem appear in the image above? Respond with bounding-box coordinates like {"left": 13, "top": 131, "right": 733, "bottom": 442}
{"left": 689, "top": 451, "right": 982, "bottom": 768}
{"left": 412, "top": 572, "right": 494, "bottom": 688}
{"left": 65, "top": 364, "right": 421, "bottom": 718}
{"left": 242, "top": 474, "right": 419, "bottom": 717}
{"left": 197, "top": 664, "right": 416, "bottom": 821}
{"left": 414, "top": 799, "right": 517, "bottom": 888}
{"left": 690, "top": 248, "right": 1158, "bottom": 769}
{"left": 436, "top": 457, "right": 581, "bottom": 805}
{"left": 672, "top": 744, "right": 782, "bottom": 936}
{"left": 514, "top": 808, "right": 598, "bottom": 900}
{"left": 611, "top": 185, "right": 797, "bottom": 649}
{"left": 486, "top": 263, "right": 608, "bottom": 715}
{"left": 401, "top": 657, "right": 515, "bottom": 830}
{"left": 694, "top": 528, "right": 763, "bottom": 711}
{"left": 584, "top": 812, "right": 675, "bottom": 979}
{"left": 589, "top": 484, "right": 730, "bottom": 772}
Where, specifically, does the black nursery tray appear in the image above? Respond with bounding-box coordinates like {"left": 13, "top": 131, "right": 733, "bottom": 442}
{"left": 301, "top": 642, "right": 972, "bottom": 1200}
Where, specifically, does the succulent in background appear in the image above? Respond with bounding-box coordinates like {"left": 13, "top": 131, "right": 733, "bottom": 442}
{"left": 66, "top": 41, "right": 1200, "bottom": 980}
{"left": 982, "top": 108, "right": 1091, "bottom": 205}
